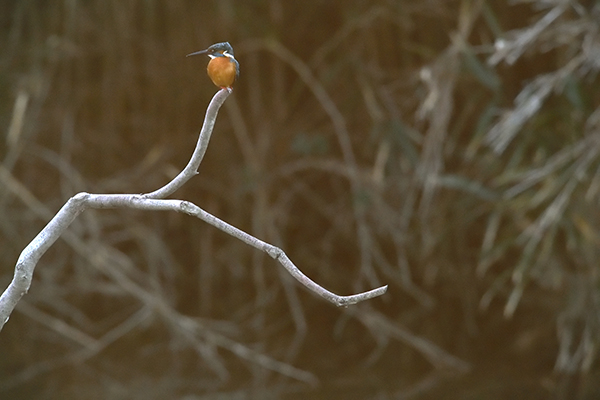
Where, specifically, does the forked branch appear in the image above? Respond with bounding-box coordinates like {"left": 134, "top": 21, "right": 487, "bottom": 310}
{"left": 0, "top": 88, "right": 387, "bottom": 332}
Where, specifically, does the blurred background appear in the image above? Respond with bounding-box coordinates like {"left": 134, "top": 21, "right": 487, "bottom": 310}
{"left": 1, "top": 0, "right": 600, "bottom": 398}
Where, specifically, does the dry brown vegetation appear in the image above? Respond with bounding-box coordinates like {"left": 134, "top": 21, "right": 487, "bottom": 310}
{"left": 1, "top": 0, "right": 600, "bottom": 399}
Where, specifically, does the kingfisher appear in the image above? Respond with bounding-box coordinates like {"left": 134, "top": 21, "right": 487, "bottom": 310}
{"left": 187, "top": 42, "right": 239, "bottom": 89}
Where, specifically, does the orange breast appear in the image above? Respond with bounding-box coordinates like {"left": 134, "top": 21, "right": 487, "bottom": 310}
{"left": 207, "top": 57, "right": 237, "bottom": 88}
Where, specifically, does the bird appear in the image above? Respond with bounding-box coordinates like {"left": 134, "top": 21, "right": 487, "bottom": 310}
{"left": 186, "top": 42, "right": 239, "bottom": 89}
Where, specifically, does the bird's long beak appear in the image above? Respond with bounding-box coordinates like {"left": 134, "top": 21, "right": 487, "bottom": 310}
{"left": 186, "top": 49, "right": 209, "bottom": 57}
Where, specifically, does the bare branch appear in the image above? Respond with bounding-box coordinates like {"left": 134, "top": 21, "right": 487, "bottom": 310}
{"left": 144, "top": 88, "right": 232, "bottom": 199}
{"left": 0, "top": 88, "right": 387, "bottom": 332}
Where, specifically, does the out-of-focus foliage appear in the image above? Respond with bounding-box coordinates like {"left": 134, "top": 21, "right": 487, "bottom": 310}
{"left": 1, "top": 0, "right": 600, "bottom": 398}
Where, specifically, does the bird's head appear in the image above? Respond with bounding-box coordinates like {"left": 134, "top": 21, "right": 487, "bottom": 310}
{"left": 186, "top": 42, "right": 234, "bottom": 59}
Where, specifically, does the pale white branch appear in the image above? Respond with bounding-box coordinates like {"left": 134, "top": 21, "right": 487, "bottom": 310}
{"left": 0, "top": 87, "right": 387, "bottom": 335}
